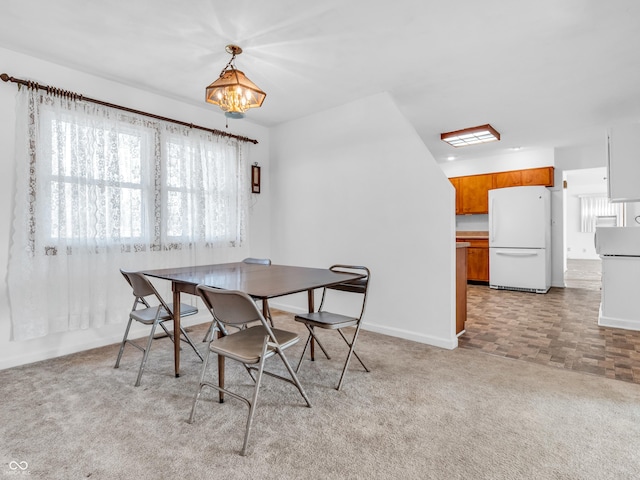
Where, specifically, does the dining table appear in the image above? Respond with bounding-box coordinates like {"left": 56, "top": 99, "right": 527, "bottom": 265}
{"left": 142, "top": 262, "right": 366, "bottom": 387}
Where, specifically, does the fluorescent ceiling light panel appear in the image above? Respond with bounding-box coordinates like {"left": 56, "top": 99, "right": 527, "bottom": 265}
{"left": 441, "top": 124, "right": 500, "bottom": 147}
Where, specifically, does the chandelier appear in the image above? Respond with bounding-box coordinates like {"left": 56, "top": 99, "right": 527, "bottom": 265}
{"left": 205, "top": 45, "right": 266, "bottom": 119}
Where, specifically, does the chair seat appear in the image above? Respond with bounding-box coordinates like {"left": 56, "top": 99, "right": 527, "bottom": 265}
{"left": 210, "top": 326, "right": 299, "bottom": 364}
{"left": 294, "top": 311, "right": 358, "bottom": 330}
{"left": 130, "top": 302, "right": 198, "bottom": 324}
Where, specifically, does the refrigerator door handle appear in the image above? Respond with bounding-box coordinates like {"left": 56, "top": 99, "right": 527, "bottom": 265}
{"left": 490, "top": 197, "right": 495, "bottom": 243}
{"left": 495, "top": 251, "right": 538, "bottom": 257}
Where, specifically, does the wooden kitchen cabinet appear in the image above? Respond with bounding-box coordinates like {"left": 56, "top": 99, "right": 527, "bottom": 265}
{"left": 449, "top": 177, "right": 462, "bottom": 214}
{"left": 450, "top": 166, "right": 554, "bottom": 216}
{"left": 521, "top": 166, "right": 554, "bottom": 187}
{"left": 493, "top": 170, "right": 521, "bottom": 188}
{"left": 466, "top": 238, "right": 489, "bottom": 282}
{"left": 493, "top": 167, "right": 554, "bottom": 188}
{"left": 458, "top": 174, "right": 493, "bottom": 214}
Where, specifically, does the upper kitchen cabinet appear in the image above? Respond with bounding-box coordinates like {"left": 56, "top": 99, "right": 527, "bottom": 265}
{"left": 493, "top": 167, "right": 554, "bottom": 189}
{"left": 521, "top": 167, "right": 554, "bottom": 187}
{"left": 449, "top": 177, "right": 462, "bottom": 214}
{"left": 607, "top": 124, "right": 640, "bottom": 202}
{"left": 493, "top": 170, "right": 521, "bottom": 188}
{"left": 451, "top": 166, "right": 554, "bottom": 215}
{"left": 459, "top": 174, "right": 493, "bottom": 214}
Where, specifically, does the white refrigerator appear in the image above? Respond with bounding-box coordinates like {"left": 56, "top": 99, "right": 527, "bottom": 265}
{"left": 488, "top": 185, "right": 551, "bottom": 293}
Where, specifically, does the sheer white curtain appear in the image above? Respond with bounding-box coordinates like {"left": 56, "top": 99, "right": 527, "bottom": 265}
{"left": 8, "top": 88, "right": 249, "bottom": 341}
{"left": 579, "top": 194, "right": 624, "bottom": 232}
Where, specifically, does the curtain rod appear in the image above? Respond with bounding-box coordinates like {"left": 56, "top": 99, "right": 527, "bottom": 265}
{"left": 0, "top": 73, "right": 259, "bottom": 145}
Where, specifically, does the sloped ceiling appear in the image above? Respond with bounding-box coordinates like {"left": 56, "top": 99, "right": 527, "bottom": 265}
{"left": 1, "top": 0, "right": 639, "bottom": 162}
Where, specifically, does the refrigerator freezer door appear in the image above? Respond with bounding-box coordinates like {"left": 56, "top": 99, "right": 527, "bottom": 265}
{"left": 489, "top": 186, "right": 550, "bottom": 249}
{"left": 489, "top": 247, "right": 550, "bottom": 293}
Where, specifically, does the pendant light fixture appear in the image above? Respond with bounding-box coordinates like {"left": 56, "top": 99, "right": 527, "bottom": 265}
{"left": 205, "top": 45, "right": 266, "bottom": 119}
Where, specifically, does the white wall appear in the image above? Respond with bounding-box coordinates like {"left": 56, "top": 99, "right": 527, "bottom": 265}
{"left": 439, "top": 147, "right": 555, "bottom": 178}
{"left": 0, "top": 47, "right": 271, "bottom": 369}
{"left": 268, "top": 92, "right": 457, "bottom": 349}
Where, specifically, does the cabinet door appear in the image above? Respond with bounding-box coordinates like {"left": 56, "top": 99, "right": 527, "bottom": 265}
{"left": 459, "top": 174, "right": 493, "bottom": 214}
{"left": 493, "top": 170, "right": 521, "bottom": 188}
{"left": 449, "top": 177, "right": 461, "bottom": 214}
{"left": 467, "top": 247, "right": 489, "bottom": 282}
{"left": 522, "top": 167, "right": 554, "bottom": 187}
{"left": 465, "top": 238, "right": 489, "bottom": 282}
{"left": 608, "top": 124, "right": 640, "bottom": 202}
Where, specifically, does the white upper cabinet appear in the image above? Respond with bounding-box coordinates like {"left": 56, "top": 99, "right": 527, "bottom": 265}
{"left": 608, "top": 123, "right": 640, "bottom": 202}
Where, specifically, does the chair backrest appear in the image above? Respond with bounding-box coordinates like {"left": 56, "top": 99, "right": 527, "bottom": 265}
{"left": 320, "top": 265, "right": 370, "bottom": 318}
{"left": 242, "top": 257, "right": 272, "bottom": 265}
{"left": 121, "top": 269, "right": 171, "bottom": 312}
{"left": 197, "top": 285, "right": 264, "bottom": 328}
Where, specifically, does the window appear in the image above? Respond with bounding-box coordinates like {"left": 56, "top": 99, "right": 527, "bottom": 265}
{"left": 8, "top": 88, "right": 250, "bottom": 341}
{"left": 32, "top": 99, "right": 247, "bottom": 254}
{"left": 579, "top": 194, "right": 625, "bottom": 232}
{"left": 45, "top": 118, "right": 150, "bottom": 245}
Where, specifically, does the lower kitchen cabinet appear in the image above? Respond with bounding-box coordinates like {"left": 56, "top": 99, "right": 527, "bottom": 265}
{"left": 466, "top": 239, "right": 489, "bottom": 283}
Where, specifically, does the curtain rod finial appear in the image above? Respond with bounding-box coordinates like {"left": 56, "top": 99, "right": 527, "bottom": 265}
{"left": 1, "top": 73, "right": 10, "bottom": 82}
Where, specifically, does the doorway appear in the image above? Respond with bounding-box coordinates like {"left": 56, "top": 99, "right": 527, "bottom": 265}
{"left": 562, "top": 167, "right": 607, "bottom": 289}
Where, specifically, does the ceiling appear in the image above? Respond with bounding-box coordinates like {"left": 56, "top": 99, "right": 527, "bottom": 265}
{"left": 1, "top": 0, "right": 639, "bottom": 163}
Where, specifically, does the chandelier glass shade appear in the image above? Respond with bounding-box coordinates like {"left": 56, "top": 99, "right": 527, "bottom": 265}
{"left": 206, "top": 45, "right": 266, "bottom": 119}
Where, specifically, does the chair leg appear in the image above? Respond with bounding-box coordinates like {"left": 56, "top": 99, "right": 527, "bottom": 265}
{"left": 188, "top": 347, "right": 213, "bottom": 424}
{"left": 336, "top": 327, "right": 369, "bottom": 391}
{"left": 295, "top": 325, "right": 331, "bottom": 373}
{"left": 295, "top": 333, "right": 312, "bottom": 373}
{"left": 275, "top": 345, "right": 312, "bottom": 408}
{"left": 202, "top": 322, "right": 215, "bottom": 343}
{"left": 179, "top": 326, "right": 204, "bottom": 361}
{"left": 337, "top": 328, "right": 369, "bottom": 372}
{"left": 135, "top": 321, "right": 160, "bottom": 387}
{"left": 114, "top": 318, "right": 134, "bottom": 368}
{"left": 307, "top": 325, "right": 332, "bottom": 361}
{"left": 159, "top": 322, "right": 175, "bottom": 342}
{"left": 241, "top": 337, "right": 269, "bottom": 456}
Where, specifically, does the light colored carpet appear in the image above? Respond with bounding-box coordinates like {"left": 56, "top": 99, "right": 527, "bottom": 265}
{"left": 2, "top": 311, "right": 640, "bottom": 479}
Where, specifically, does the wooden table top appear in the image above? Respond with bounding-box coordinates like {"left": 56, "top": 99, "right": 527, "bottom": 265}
{"left": 143, "top": 262, "right": 365, "bottom": 299}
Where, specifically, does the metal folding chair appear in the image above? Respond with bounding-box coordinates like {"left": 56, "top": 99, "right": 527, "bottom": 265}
{"left": 295, "top": 265, "right": 371, "bottom": 390}
{"left": 189, "top": 286, "right": 311, "bottom": 456}
{"left": 202, "top": 257, "right": 274, "bottom": 342}
{"left": 115, "top": 269, "right": 203, "bottom": 386}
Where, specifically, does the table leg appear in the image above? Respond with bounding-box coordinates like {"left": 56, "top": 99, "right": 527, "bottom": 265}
{"left": 172, "top": 286, "right": 181, "bottom": 378}
{"left": 308, "top": 289, "right": 315, "bottom": 360}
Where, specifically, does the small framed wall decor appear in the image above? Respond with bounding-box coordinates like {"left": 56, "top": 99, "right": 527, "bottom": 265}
{"left": 251, "top": 164, "right": 261, "bottom": 194}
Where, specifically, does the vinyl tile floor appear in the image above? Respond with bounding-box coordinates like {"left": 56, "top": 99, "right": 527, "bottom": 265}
{"left": 458, "top": 259, "right": 640, "bottom": 385}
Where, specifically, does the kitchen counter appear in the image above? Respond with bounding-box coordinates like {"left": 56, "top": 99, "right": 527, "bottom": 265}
{"left": 456, "top": 230, "right": 488, "bottom": 240}
{"left": 457, "top": 242, "right": 470, "bottom": 248}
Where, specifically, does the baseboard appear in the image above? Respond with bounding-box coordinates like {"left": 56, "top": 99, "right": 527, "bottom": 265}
{"left": 0, "top": 314, "right": 210, "bottom": 371}
{"left": 363, "top": 323, "right": 458, "bottom": 350}
{"left": 598, "top": 308, "right": 640, "bottom": 331}
{"left": 270, "top": 300, "right": 458, "bottom": 350}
